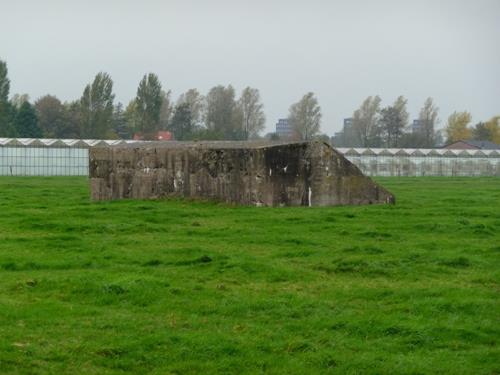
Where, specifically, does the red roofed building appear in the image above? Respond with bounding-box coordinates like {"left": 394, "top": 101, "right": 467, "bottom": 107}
{"left": 444, "top": 140, "right": 500, "bottom": 150}
{"left": 156, "top": 131, "right": 173, "bottom": 141}
{"left": 133, "top": 131, "right": 173, "bottom": 141}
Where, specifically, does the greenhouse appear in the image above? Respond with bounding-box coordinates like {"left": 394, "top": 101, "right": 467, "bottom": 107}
{"left": 0, "top": 138, "right": 127, "bottom": 176}
{"left": 0, "top": 138, "right": 499, "bottom": 177}
{"left": 336, "top": 147, "right": 500, "bottom": 177}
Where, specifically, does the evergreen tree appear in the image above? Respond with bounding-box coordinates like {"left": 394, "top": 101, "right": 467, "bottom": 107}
{"left": 15, "top": 101, "right": 42, "bottom": 138}
{"left": 0, "top": 101, "right": 17, "bottom": 137}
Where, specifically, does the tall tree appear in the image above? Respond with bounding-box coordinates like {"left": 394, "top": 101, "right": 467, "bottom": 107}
{"left": 379, "top": 96, "right": 408, "bottom": 147}
{"left": 177, "top": 88, "right": 205, "bottom": 126}
{"left": 169, "top": 103, "right": 194, "bottom": 140}
{"left": 205, "top": 85, "right": 240, "bottom": 139}
{"left": 352, "top": 95, "right": 382, "bottom": 147}
{"left": 445, "top": 111, "right": 472, "bottom": 143}
{"left": 80, "top": 72, "right": 115, "bottom": 138}
{"left": 135, "top": 73, "right": 163, "bottom": 139}
{"left": 380, "top": 107, "right": 402, "bottom": 147}
{"left": 288, "top": 92, "right": 322, "bottom": 141}
{"left": 112, "top": 102, "right": 129, "bottom": 139}
{"left": 393, "top": 96, "right": 409, "bottom": 129}
{"left": 124, "top": 100, "right": 139, "bottom": 136}
{"left": 10, "top": 94, "right": 30, "bottom": 109}
{"left": 63, "top": 101, "right": 83, "bottom": 138}
{"left": 237, "top": 87, "right": 266, "bottom": 139}
{"left": 0, "top": 59, "right": 9, "bottom": 103}
{"left": 472, "top": 122, "right": 491, "bottom": 141}
{"left": 418, "top": 97, "right": 439, "bottom": 147}
{"left": 159, "top": 90, "right": 173, "bottom": 130}
{"left": 0, "top": 102, "right": 16, "bottom": 137}
{"left": 15, "top": 101, "right": 42, "bottom": 138}
{"left": 0, "top": 59, "right": 16, "bottom": 137}
{"left": 35, "top": 95, "right": 67, "bottom": 137}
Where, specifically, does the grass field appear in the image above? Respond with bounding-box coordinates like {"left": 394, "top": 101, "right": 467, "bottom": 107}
{"left": 0, "top": 177, "right": 499, "bottom": 374}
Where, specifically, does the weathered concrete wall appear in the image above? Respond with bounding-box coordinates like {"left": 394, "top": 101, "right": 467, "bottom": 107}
{"left": 89, "top": 141, "right": 395, "bottom": 206}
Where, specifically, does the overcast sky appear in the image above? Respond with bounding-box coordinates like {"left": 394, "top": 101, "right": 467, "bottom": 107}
{"left": 1, "top": 0, "right": 499, "bottom": 135}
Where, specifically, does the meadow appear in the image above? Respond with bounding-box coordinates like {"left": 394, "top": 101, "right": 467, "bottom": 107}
{"left": 0, "top": 177, "right": 499, "bottom": 374}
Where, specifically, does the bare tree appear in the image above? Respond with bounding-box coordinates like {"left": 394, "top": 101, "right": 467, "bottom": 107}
{"left": 288, "top": 92, "right": 322, "bottom": 140}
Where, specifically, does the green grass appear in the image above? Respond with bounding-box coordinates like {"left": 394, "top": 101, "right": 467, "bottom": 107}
{"left": 0, "top": 177, "right": 499, "bottom": 374}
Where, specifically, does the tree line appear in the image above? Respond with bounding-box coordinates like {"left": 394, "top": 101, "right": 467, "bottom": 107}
{"left": 444, "top": 111, "right": 499, "bottom": 145}
{"left": 0, "top": 59, "right": 325, "bottom": 141}
{"left": 335, "top": 95, "right": 499, "bottom": 148}
{"left": 2, "top": 58, "right": 498, "bottom": 145}
{"left": 0, "top": 61, "right": 266, "bottom": 140}
{"left": 336, "top": 96, "right": 437, "bottom": 148}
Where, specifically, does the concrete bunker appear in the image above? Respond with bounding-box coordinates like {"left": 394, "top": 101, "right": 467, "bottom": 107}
{"left": 89, "top": 141, "right": 395, "bottom": 206}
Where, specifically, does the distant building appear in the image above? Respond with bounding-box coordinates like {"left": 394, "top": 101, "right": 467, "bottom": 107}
{"left": 331, "top": 131, "right": 344, "bottom": 146}
{"left": 156, "top": 131, "right": 173, "bottom": 141}
{"left": 343, "top": 118, "right": 353, "bottom": 130}
{"left": 444, "top": 140, "right": 500, "bottom": 150}
{"left": 275, "top": 118, "right": 292, "bottom": 137}
{"left": 133, "top": 130, "right": 173, "bottom": 141}
{"left": 332, "top": 118, "right": 360, "bottom": 147}
{"left": 411, "top": 119, "right": 424, "bottom": 133}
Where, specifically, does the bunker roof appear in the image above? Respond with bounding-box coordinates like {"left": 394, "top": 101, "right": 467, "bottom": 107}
{"left": 100, "top": 140, "right": 314, "bottom": 150}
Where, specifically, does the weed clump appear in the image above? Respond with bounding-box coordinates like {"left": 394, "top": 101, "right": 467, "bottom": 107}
{"left": 439, "top": 257, "right": 471, "bottom": 268}
{"left": 143, "top": 259, "right": 162, "bottom": 267}
{"left": 102, "top": 284, "right": 127, "bottom": 295}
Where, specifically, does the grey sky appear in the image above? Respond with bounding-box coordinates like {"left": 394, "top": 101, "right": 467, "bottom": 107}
{"left": 1, "top": 0, "right": 499, "bottom": 135}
